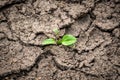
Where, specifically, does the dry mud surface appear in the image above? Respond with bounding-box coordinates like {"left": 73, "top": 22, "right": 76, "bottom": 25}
{"left": 0, "top": 0, "right": 120, "bottom": 80}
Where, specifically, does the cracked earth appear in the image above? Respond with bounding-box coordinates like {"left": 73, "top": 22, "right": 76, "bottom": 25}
{"left": 0, "top": 0, "right": 120, "bottom": 80}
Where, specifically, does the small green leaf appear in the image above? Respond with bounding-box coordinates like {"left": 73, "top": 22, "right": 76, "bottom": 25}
{"left": 53, "top": 28, "right": 59, "bottom": 35}
{"left": 57, "top": 39, "right": 62, "bottom": 45}
{"left": 61, "top": 34, "right": 77, "bottom": 46}
{"left": 42, "top": 38, "right": 56, "bottom": 45}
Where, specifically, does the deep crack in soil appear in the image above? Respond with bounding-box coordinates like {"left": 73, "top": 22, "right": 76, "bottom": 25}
{"left": 0, "top": 0, "right": 120, "bottom": 80}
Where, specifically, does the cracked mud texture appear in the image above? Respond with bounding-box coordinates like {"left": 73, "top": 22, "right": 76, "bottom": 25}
{"left": 0, "top": 0, "right": 120, "bottom": 80}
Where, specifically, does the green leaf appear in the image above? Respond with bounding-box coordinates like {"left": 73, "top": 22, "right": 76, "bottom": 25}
{"left": 61, "top": 34, "right": 77, "bottom": 46}
{"left": 53, "top": 28, "right": 59, "bottom": 35}
{"left": 42, "top": 38, "right": 56, "bottom": 45}
{"left": 57, "top": 39, "right": 62, "bottom": 45}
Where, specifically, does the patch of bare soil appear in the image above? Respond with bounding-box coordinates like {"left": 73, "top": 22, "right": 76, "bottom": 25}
{"left": 0, "top": 0, "right": 120, "bottom": 80}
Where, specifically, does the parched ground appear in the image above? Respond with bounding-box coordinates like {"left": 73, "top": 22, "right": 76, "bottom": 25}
{"left": 0, "top": 0, "right": 120, "bottom": 80}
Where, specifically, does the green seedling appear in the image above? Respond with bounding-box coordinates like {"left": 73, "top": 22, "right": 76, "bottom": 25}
{"left": 42, "top": 28, "right": 77, "bottom": 46}
{"left": 53, "top": 28, "right": 59, "bottom": 35}
{"left": 42, "top": 38, "right": 56, "bottom": 45}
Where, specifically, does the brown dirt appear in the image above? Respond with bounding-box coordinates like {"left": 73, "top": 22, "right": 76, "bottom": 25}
{"left": 0, "top": 0, "right": 120, "bottom": 80}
